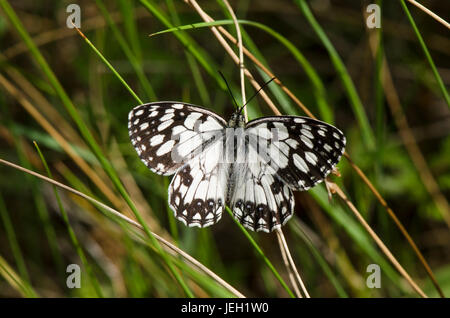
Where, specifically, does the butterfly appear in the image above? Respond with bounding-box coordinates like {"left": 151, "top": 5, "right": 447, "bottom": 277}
{"left": 128, "top": 102, "right": 346, "bottom": 233}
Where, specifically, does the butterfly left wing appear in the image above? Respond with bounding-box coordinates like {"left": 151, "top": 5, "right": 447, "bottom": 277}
{"left": 245, "top": 116, "right": 346, "bottom": 191}
{"left": 227, "top": 115, "right": 346, "bottom": 232}
{"left": 128, "top": 102, "right": 227, "bottom": 176}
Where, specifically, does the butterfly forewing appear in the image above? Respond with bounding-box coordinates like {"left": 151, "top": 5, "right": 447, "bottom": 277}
{"left": 245, "top": 116, "right": 346, "bottom": 191}
{"left": 128, "top": 102, "right": 227, "bottom": 176}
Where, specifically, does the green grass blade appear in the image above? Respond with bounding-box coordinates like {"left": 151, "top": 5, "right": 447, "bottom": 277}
{"left": 34, "top": 142, "right": 104, "bottom": 297}
{"left": 117, "top": 0, "right": 144, "bottom": 62}
{"left": 295, "top": 0, "right": 375, "bottom": 150}
{"left": 0, "top": 193, "right": 31, "bottom": 283}
{"left": 76, "top": 26, "right": 143, "bottom": 104}
{"left": 185, "top": 51, "right": 212, "bottom": 106}
{"left": 290, "top": 221, "right": 349, "bottom": 297}
{"left": 95, "top": 0, "right": 157, "bottom": 101}
{"left": 0, "top": 0, "right": 194, "bottom": 297}
{"left": 74, "top": 29, "right": 195, "bottom": 297}
{"left": 139, "top": 0, "right": 226, "bottom": 91}
{"left": 399, "top": 0, "right": 450, "bottom": 108}
{"left": 0, "top": 254, "right": 38, "bottom": 297}
{"left": 1, "top": 102, "right": 66, "bottom": 278}
{"left": 225, "top": 207, "right": 295, "bottom": 298}
{"left": 310, "top": 186, "right": 403, "bottom": 289}
{"left": 151, "top": 18, "right": 335, "bottom": 121}
{"left": 166, "top": 0, "right": 211, "bottom": 106}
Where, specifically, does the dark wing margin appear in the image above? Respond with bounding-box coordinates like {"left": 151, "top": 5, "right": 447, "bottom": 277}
{"left": 245, "top": 116, "right": 346, "bottom": 191}
{"left": 128, "top": 102, "right": 227, "bottom": 176}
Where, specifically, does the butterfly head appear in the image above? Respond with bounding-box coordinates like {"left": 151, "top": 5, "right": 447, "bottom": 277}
{"left": 228, "top": 108, "right": 246, "bottom": 128}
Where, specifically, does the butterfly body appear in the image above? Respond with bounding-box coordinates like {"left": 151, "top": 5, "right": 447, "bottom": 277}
{"left": 227, "top": 110, "right": 246, "bottom": 128}
{"left": 129, "top": 102, "right": 346, "bottom": 232}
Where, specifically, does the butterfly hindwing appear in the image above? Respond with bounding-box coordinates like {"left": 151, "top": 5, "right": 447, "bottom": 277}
{"left": 169, "top": 138, "right": 228, "bottom": 228}
{"left": 128, "top": 102, "right": 227, "bottom": 176}
{"left": 228, "top": 160, "right": 294, "bottom": 233}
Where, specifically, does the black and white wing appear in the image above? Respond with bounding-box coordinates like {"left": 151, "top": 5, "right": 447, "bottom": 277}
{"left": 227, "top": 160, "right": 295, "bottom": 233}
{"left": 169, "top": 138, "right": 228, "bottom": 228}
{"left": 245, "top": 116, "right": 346, "bottom": 191}
{"left": 227, "top": 116, "right": 346, "bottom": 232}
{"left": 128, "top": 102, "right": 227, "bottom": 176}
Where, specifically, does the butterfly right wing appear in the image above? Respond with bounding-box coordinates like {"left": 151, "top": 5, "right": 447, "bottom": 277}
{"left": 128, "top": 102, "right": 227, "bottom": 176}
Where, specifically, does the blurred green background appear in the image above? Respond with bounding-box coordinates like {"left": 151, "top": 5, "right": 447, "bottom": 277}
{"left": 0, "top": 0, "right": 449, "bottom": 297}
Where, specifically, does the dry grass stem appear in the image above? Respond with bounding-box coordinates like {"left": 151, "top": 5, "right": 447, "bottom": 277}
{"left": 221, "top": 0, "right": 247, "bottom": 120}
{"left": 0, "top": 157, "right": 246, "bottom": 298}
{"left": 328, "top": 182, "right": 428, "bottom": 298}
{"left": 184, "top": 0, "right": 281, "bottom": 116}
{"left": 368, "top": 32, "right": 450, "bottom": 229}
{"left": 276, "top": 231, "right": 302, "bottom": 297}
{"left": 405, "top": 0, "right": 450, "bottom": 30}
{"left": 276, "top": 228, "right": 310, "bottom": 298}
{"left": 0, "top": 73, "right": 131, "bottom": 216}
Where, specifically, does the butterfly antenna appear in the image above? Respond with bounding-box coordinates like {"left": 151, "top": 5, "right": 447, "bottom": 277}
{"left": 218, "top": 71, "right": 239, "bottom": 110}
{"left": 238, "top": 77, "right": 275, "bottom": 113}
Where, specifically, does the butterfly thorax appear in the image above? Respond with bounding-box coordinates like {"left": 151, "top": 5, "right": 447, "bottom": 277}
{"left": 227, "top": 111, "right": 246, "bottom": 128}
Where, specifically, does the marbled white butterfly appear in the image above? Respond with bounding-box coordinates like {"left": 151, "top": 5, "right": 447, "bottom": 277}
{"left": 128, "top": 102, "right": 345, "bottom": 232}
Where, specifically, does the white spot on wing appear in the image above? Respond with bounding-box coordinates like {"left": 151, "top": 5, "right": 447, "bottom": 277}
{"left": 173, "top": 175, "right": 180, "bottom": 189}
{"left": 156, "top": 140, "right": 175, "bottom": 156}
{"left": 300, "top": 135, "right": 313, "bottom": 149}
{"left": 293, "top": 153, "right": 309, "bottom": 173}
{"left": 157, "top": 119, "right": 174, "bottom": 131}
{"left": 301, "top": 129, "right": 314, "bottom": 139}
{"left": 305, "top": 151, "right": 318, "bottom": 165}
{"left": 184, "top": 112, "right": 203, "bottom": 130}
{"left": 160, "top": 113, "right": 174, "bottom": 121}
{"left": 150, "top": 134, "right": 164, "bottom": 146}
{"left": 286, "top": 139, "right": 299, "bottom": 148}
